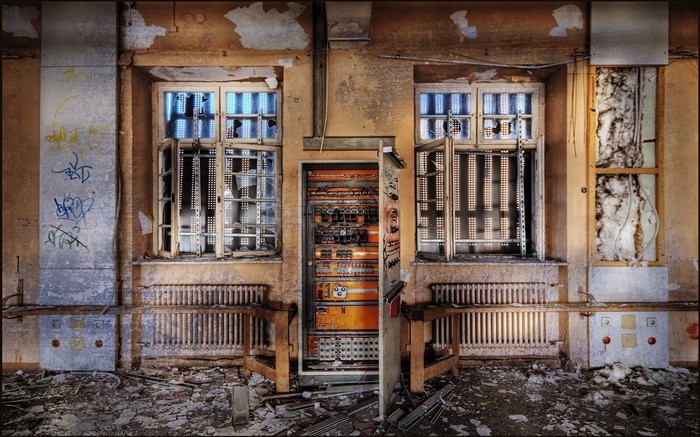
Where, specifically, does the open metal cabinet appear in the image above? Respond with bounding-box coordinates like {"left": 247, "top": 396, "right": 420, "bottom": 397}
{"left": 298, "top": 145, "right": 405, "bottom": 417}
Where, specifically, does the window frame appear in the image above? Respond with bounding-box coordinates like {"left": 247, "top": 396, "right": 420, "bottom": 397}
{"left": 587, "top": 66, "right": 664, "bottom": 267}
{"left": 414, "top": 82, "right": 545, "bottom": 261}
{"left": 153, "top": 82, "right": 283, "bottom": 259}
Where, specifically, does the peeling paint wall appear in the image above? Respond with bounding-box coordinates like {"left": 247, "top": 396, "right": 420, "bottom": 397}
{"left": 224, "top": 2, "right": 308, "bottom": 50}
{"left": 2, "top": 58, "right": 42, "bottom": 368}
{"left": 664, "top": 59, "right": 699, "bottom": 364}
{"left": 2, "top": 4, "right": 40, "bottom": 38}
{"left": 1, "top": 2, "right": 697, "bottom": 370}
{"left": 121, "top": 8, "right": 166, "bottom": 50}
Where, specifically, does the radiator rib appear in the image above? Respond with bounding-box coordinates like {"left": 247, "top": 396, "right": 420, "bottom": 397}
{"left": 144, "top": 284, "right": 268, "bottom": 358}
{"left": 431, "top": 283, "right": 559, "bottom": 357}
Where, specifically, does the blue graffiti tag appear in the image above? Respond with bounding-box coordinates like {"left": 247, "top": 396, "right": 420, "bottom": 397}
{"left": 51, "top": 152, "right": 93, "bottom": 183}
{"left": 45, "top": 224, "right": 87, "bottom": 250}
{"left": 54, "top": 193, "right": 94, "bottom": 226}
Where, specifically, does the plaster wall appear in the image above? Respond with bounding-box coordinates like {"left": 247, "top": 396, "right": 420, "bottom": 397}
{"left": 663, "top": 59, "right": 699, "bottom": 364}
{"left": 1, "top": 1, "right": 697, "bottom": 369}
{"left": 1, "top": 58, "right": 42, "bottom": 369}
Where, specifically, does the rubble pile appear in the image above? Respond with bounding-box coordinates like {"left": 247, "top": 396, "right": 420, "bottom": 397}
{"left": 2, "top": 363, "right": 697, "bottom": 436}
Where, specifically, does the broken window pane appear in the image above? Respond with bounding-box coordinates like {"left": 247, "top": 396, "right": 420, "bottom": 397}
{"left": 164, "top": 92, "right": 216, "bottom": 139}
{"left": 418, "top": 92, "right": 472, "bottom": 140}
{"left": 225, "top": 91, "right": 278, "bottom": 140}
{"left": 415, "top": 83, "right": 542, "bottom": 260}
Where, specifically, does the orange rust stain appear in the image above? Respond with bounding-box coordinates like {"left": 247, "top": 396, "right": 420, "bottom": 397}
{"left": 686, "top": 322, "right": 699, "bottom": 340}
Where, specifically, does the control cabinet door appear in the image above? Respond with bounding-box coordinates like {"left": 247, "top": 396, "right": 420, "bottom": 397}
{"left": 378, "top": 146, "right": 406, "bottom": 417}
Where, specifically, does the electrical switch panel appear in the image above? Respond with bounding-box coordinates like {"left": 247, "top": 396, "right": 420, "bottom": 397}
{"left": 589, "top": 311, "right": 668, "bottom": 368}
{"left": 303, "top": 166, "right": 380, "bottom": 369}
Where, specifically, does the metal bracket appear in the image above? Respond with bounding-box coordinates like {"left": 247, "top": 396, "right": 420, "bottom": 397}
{"left": 2, "top": 279, "right": 24, "bottom": 321}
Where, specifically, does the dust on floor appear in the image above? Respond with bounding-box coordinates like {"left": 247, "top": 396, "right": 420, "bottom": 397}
{"left": 2, "top": 362, "right": 698, "bottom": 436}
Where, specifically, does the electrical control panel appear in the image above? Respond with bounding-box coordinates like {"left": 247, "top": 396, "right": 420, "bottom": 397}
{"left": 589, "top": 312, "right": 669, "bottom": 368}
{"left": 40, "top": 315, "right": 116, "bottom": 371}
{"left": 303, "top": 166, "right": 380, "bottom": 369}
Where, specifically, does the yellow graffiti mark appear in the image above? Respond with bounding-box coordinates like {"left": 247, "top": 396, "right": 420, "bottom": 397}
{"left": 64, "top": 68, "right": 78, "bottom": 88}
{"left": 45, "top": 95, "right": 110, "bottom": 158}
{"left": 87, "top": 125, "right": 109, "bottom": 151}
{"left": 51, "top": 94, "right": 80, "bottom": 127}
{"left": 63, "top": 68, "right": 91, "bottom": 89}
{"left": 45, "top": 124, "right": 110, "bottom": 159}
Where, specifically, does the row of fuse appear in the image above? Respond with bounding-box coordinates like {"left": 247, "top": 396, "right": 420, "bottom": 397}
{"left": 317, "top": 337, "right": 380, "bottom": 360}
{"left": 315, "top": 206, "right": 379, "bottom": 223}
{"left": 315, "top": 228, "right": 369, "bottom": 245}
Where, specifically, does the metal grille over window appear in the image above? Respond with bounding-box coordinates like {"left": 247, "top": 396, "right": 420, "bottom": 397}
{"left": 178, "top": 148, "right": 216, "bottom": 255}
{"left": 419, "top": 92, "right": 471, "bottom": 140}
{"left": 164, "top": 92, "right": 216, "bottom": 139}
{"left": 226, "top": 92, "right": 277, "bottom": 141}
{"left": 482, "top": 92, "right": 533, "bottom": 140}
{"left": 155, "top": 83, "right": 282, "bottom": 258}
{"left": 453, "top": 150, "right": 533, "bottom": 256}
{"left": 414, "top": 83, "right": 542, "bottom": 260}
{"left": 223, "top": 147, "right": 278, "bottom": 253}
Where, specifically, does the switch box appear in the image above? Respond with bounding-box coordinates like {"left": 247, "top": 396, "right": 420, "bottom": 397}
{"left": 40, "top": 315, "right": 116, "bottom": 371}
{"left": 589, "top": 312, "right": 668, "bottom": 368}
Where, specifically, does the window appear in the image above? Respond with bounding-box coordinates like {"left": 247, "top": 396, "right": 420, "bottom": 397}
{"left": 155, "top": 83, "right": 282, "bottom": 258}
{"left": 415, "top": 83, "right": 544, "bottom": 260}
{"left": 590, "top": 67, "right": 661, "bottom": 265}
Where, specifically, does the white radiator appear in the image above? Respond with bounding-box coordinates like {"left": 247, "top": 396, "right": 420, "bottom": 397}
{"left": 431, "top": 283, "right": 560, "bottom": 357}
{"left": 142, "top": 284, "right": 268, "bottom": 357}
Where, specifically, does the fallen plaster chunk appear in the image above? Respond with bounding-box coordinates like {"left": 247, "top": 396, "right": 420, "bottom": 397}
{"left": 475, "top": 424, "right": 492, "bottom": 436}
{"left": 528, "top": 374, "right": 544, "bottom": 384}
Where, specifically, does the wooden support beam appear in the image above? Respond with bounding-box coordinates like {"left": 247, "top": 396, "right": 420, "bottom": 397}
{"left": 409, "top": 301, "right": 699, "bottom": 322}
{"left": 451, "top": 315, "right": 460, "bottom": 377}
{"left": 409, "top": 319, "right": 425, "bottom": 393}
{"left": 243, "top": 314, "right": 252, "bottom": 380}
{"left": 303, "top": 136, "right": 395, "bottom": 151}
{"left": 424, "top": 356, "right": 459, "bottom": 381}
{"left": 273, "top": 309, "right": 291, "bottom": 392}
{"left": 245, "top": 357, "right": 276, "bottom": 382}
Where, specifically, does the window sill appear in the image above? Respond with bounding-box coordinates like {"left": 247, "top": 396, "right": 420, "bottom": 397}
{"left": 132, "top": 256, "right": 283, "bottom": 266}
{"left": 411, "top": 257, "right": 566, "bottom": 267}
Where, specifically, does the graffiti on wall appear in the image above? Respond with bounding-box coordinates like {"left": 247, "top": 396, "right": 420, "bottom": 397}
{"left": 52, "top": 152, "right": 93, "bottom": 183}
{"left": 42, "top": 67, "right": 106, "bottom": 251}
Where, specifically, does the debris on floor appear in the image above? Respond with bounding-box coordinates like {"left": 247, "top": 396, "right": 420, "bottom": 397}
{"left": 2, "top": 362, "right": 697, "bottom": 436}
